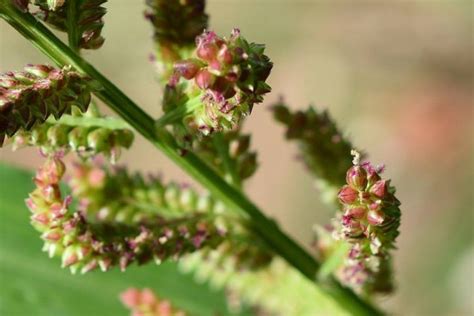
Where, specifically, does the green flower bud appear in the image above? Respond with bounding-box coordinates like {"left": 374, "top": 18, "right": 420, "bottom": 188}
{"left": 68, "top": 126, "right": 89, "bottom": 150}
{"left": 87, "top": 127, "right": 111, "bottom": 152}
{"left": 9, "top": 107, "right": 134, "bottom": 162}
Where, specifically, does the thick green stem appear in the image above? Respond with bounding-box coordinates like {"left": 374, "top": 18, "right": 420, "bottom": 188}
{"left": 0, "top": 4, "right": 381, "bottom": 315}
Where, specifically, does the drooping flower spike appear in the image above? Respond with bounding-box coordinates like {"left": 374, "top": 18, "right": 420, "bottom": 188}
{"left": 67, "top": 160, "right": 272, "bottom": 271}
{"left": 26, "top": 157, "right": 226, "bottom": 274}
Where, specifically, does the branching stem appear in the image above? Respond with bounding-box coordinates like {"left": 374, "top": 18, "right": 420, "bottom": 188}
{"left": 0, "top": 3, "right": 381, "bottom": 315}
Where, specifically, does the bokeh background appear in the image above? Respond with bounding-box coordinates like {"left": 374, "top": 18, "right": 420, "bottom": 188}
{"left": 1, "top": 1, "right": 472, "bottom": 315}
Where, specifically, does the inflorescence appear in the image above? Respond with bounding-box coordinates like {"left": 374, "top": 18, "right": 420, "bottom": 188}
{"left": 0, "top": 64, "right": 92, "bottom": 145}
{"left": 26, "top": 157, "right": 226, "bottom": 274}
{"left": 161, "top": 29, "right": 272, "bottom": 138}
{"left": 315, "top": 152, "right": 401, "bottom": 294}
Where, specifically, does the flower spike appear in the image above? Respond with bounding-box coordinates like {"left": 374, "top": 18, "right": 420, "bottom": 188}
{"left": 0, "top": 64, "right": 92, "bottom": 145}
{"left": 26, "top": 157, "right": 226, "bottom": 274}
{"left": 11, "top": 107, "right": 134, "bottom": 162}
{"left": 161, "top": 29, "right": 272, "bottom": 137}
{"left": 314, "top": 152, "right": 401, "bottom": 294}
{"left": 273, "top": 103, "right": 354, "bottom": 189}
{"left": 33, "top": 0, "right": 107, "bottom": 50}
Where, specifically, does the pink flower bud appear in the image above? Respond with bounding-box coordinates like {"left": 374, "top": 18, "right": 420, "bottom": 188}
{"left": 367, "top": 209, "right": 384, "bottom": 226}
{"left": 120, "top": 288, "right": 141, "bottom": 308}
{"left": 156, "top": 301, "right": 173, "bottom": 316}
{"left": 43, "top": 230, "right": 62, "bottom": 241}
{"left": 98, "top": 258, "right": 112, "bottom": 271}
{"left": 140, "top": 288, "right": 157, "bottom": 305}
{"left": 88, "top": 168, "right": 106, "bottom": 188}
{"left": 218, "top": 45, "right": 233, "bottom": 65}
{"left": 81, "top": 260, "right": 98, "bottom": 274}
{"left": 197, "top": 42, "right": 218, "bottom": 62}
{"left": 173, "top": 60, "right": 200, "bottom": 80}
{"left": 345, "top": 206, "right": 366, "bottom": 219}
{"left": 346, "top": 166, "right": 367, "bottom": 190}
{"left": 338, "top": 185, "right": 358, "bottom": 204}
{"left": 195, "top": 69, "right": 215, "bottom": 89}
{"left": 32, "top": 213, "right": 50, "bottom": 225}
{"left": 62, "top": 252, "right": 78, "bottom": 267}
{"left": 370, "top": 180, "right": 387, "bottom": 198}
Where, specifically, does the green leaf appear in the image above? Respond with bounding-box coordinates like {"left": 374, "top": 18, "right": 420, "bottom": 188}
{"left": 0, "top": 163, "right": 249, "bottom": 316}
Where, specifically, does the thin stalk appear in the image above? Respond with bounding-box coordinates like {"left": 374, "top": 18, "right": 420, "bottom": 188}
{"left": 155, "top": 96, "right": 202, "bottom": 128}
{"left": 48, "top": 115, "right": 131, "bottom": 130}
{"left": 0, "top": 3, "right": 381, "bottom": 315}
{"left": 212, "top": 132, "right": 241, "bottom": 188}
{"left": 65, "top": 0, "right": 80, "bottom": 53}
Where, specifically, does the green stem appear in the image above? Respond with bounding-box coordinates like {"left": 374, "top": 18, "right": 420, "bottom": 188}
{"left": 155, "top": 96, "right": 202, "bottom": 128}
{"left": 48, "top": 115, "right": 131, "bottom": 130}
{"left": 212, "top": 132, "right": 241, "bottom": 188}
{"left": 317, "top": 241, "right": 351, "bottom": 280}
{"left": 0, "top": 4, "right": 381, "bottom": 315}
{"left": 65, "top": 0, "right": 80, "bottom": 53}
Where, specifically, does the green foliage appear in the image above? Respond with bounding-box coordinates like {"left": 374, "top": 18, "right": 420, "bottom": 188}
{"left": 0, "top": 163, "right": 248, "bottom": 316}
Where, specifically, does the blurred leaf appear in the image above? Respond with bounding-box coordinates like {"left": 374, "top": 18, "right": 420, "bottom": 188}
{"left": 0, "top": 163, "right": 249, "bottom": 316}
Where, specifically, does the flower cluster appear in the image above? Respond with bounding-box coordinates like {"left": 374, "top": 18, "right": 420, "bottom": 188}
{"left": 11, "top": 109, "right": 134, "bottom": 162}
{"left": 120, "top": 288, "right": 186, "bottom": 316}
{"left": 273, "top": 103, "right": 353, "bottom": 191}
{"left": 145, "top": 0, "right": 207, "bottom": 56}
{"left": 337, "top": 156, "right": 401, "bottom": 253}
{"left": 0, "top": 64, "right": 92, "bottom": 145}
{"left": 314, "top": 152, "right": 401, "bottom": 294}
{"left": 33, "top": 0, "right": 107, "bottom": 49}
{"left": 26, "top": 157, "right": 226, "bottom": 274}
{"left": 66, "top": 161, "right": 224, "bottom": 223}
{"left": 163, "top": 29, "right": 272, "bottom": 136}
{"left": 67, "top": 160, "right": 272, "bottom": 270}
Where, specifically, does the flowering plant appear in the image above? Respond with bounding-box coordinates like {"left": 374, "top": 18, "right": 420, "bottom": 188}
{"left": 0, "top": 1, "right": 401, "bottom": 315}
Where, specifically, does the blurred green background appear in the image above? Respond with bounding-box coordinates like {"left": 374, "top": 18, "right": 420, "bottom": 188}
{"left": 1, "top": 1, "right": 472, "bottom": 315}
